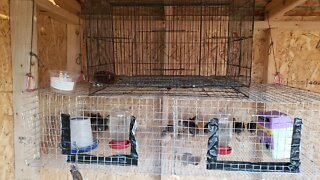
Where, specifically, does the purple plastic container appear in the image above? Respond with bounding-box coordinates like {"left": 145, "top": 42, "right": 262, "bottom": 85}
{"left": 257, "top": 111, "right": 293, "bottom": 159}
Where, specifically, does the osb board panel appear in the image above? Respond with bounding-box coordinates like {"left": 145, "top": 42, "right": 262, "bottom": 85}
{"left": 0, "top": 0, "right": 14, "bottom": 179}
{"left": 251, "top": 29, "right": 320, "bottom": 93}
{"left": 37, "top": 13, "right": 67, "bottom": 89}
{"left": 273, "top": 30, "right": 320, "bottom": 93}
{"left": 0, "top": 0, "right": 12, "bottom": 92}
{"left": 0, "top": 93, "right": 14, "bottom": 180}
{"left": 40, "top": 168, "right": 160, "bottom": 180}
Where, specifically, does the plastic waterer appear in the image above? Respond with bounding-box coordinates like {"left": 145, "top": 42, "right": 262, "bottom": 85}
{"left": 218, "top": 116, "right": 233, "bottom": 155}
{"left": 108, "top": 109, "right": 132, "bottom": 149}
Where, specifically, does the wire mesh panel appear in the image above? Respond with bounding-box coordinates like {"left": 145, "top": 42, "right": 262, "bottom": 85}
{"left": 82, "top": 0, "right": 255, "bottom": 94}
{"left": 227, "top": 0, "right": 254, "bottom": 87}
{"left": 21, "top": 85, "right": 320, "bottom": 179}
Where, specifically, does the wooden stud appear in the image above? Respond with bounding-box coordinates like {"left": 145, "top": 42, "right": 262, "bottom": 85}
{"left": 265, "top": 0, "right": 307, "bottom": 20}
{"left": 10, "top": 0, "right": 39, "bottom": 179}
{"left": 255, "top": 21, "right": 320, "bottom": 30}
{"left": 261, "top": 29, "right": 276, "bottom": 84}
{"left": 36, "top": 0, "right": 79, "bottom": 24}
{"left": 67, "top": 24, "right": 81, "bottom": 74}
{"left": 54, "top": 0, "right": 81, "bottom": 15}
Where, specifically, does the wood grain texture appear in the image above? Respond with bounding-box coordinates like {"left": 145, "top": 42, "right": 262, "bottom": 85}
{"left": 274, "top": 30, "right": 320, "bottom": 93}
{"left": 54, "top": 0, "right": 81, "bottom": 15}
{"left": 37, "top": 13, "right": 67, "bottom": 88}
{"left": 265, "top": 0, "right": 307, "bottom": 20}
{"left": 110, "top": 18, "right": 228, "bottom": 76}
{"left": 36, "top": 0, "right": 79, "bottom": 24}
{"left": 251, "top": 29, "right": 320, "bottom": 93}
{"left": 67, "top": 24, "right": 81, "bottom": 74}
{"left": 255, "top": 21, "right": 320, "bottom": 30}
{"left": 0, "top": 0, "right": 14, "bottom": 179}
{"left": 252, "top": 30, "right": 268, "bottom": 84}
{"left": 0, "top": 93, "right": 14, "bottom": 180}
{"left": 0, "top": 0, "right": 12, "bottom": 92}
{"left": 10, "top": 0, "right": 40, "bottom": 179}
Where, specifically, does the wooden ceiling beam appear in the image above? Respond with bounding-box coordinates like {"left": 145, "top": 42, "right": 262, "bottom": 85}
{"left": 255, "top": 20, "right": 320, "bottom": 30}
{"left": 54, "top": 0, "right": 81, "bottom": 15}
{"left": 36, "top": 0, "right": 79, "bottom": 24}
{"left": 265, "top": 0, "right": 307, "bottom": 20}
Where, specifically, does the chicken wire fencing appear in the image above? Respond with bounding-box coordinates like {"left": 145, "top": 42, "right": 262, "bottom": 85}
{"left": 82, "top": 0, "right": 255, "bottom": 95}
{"left": 21, "top": 84, "right": 320, "bottom": 179}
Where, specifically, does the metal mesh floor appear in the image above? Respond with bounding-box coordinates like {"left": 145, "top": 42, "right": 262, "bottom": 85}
{"left": 106, "top": 76, "right": 239, "bottom": 88}
{"left": 90, "top": 76, "right": 245, "bottom": 97}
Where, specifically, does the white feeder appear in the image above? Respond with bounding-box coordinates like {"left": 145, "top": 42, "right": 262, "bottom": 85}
{"left": 50, "top": 70, "right": 76, "bottom": 91}
{"left": 70, "top": 116, "right": 94, "bottom": 149}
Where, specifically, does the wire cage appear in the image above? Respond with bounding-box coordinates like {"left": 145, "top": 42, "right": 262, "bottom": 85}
{"left": 21, "top": 84, "right": 320, "bottom": 179}
{"left": 82, "top": 0, "right": 255, "bottom": 94}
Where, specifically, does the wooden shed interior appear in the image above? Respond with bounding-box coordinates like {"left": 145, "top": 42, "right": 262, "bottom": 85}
{"left": 1, "top": 0, "right": 320, "bottom": 179}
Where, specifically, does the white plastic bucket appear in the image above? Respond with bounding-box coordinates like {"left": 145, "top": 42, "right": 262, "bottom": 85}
{"left": 70, "top": 116, "right": 93, "bottom": 149}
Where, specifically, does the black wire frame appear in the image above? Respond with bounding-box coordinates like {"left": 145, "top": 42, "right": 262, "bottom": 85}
{"left": 206, "top": 118, "right": 302, "bottom": 173}
{"left": 82, "top": 0, "right": 255, "bottom": 94}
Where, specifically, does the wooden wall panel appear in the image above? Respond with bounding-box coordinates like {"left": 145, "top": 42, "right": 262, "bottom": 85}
{"left": 37, "top": 13, "right": 67, "bottom": 88}
{"left": 0, "top": 94, "right": 14, "bottom": 180}
{"left": 0, "top": 0, "right": 14, "bottom": 179}
{"left": 112, "top": 19, "right": 228, "bottom": 77}
{"left": 0, "top": 0, "right": 12, "bottom": 92}
{"left": 252, "top": 30, "right": 269, "bottom": 84}
{"left": 251, "top": 29, "right": 320, "bottom": 93}
{"left": 274, "top": 30, "right": 320, "bottom": 93}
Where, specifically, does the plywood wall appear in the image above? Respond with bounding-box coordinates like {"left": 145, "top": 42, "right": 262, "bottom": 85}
{"left": 0, "top": 0, "right": 14, "bottom": 179}
{"left": 37, "top": 13, "right": 68, "bottom": 88}
{"left": 274, "top": 30, "right": 320, "bottom": 93}
{"left": 251, "top": 29, "right": 320, "bottom": 93}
